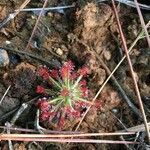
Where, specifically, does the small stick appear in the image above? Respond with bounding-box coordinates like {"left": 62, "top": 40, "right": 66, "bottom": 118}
{"left": 0, "top": 46, "right": 54, "bottom": 67}
{"left": 35, "top": 109, "right": 44, "bottom": 134}
{"left": 0, "top": 126, "right": 39, "bottom": 133}
{"left": 0, "top": 85, "right": 11, "bottom": 105}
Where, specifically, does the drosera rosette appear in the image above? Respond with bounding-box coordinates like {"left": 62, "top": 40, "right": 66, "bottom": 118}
{"left": 36, "top": 60, "right": 101, "bottom": 130}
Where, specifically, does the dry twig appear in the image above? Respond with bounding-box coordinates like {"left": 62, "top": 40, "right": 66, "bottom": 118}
{"left": 0, "top": 46, "right": 54, "bottom": 67}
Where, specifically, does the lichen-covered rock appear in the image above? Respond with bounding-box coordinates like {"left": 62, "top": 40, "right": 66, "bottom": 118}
{"left": 0, "top": 49, "right": 9, "bottom": 67}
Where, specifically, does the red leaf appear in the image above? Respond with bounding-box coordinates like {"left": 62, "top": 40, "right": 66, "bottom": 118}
{"left": 79, "top": 80, "right": 87, "bottom": 86}
{"left": 58, "top": 116, "right": 65, "bottom": 127}
{"left": 60, "top": 88, "right": 70, "bottom": 97}
{"left": 94, "top": 100, "right": 102, "bottom": 109}
{"left": 38, "top": 100, "right": 49, "bottom": 111}
{"left": 60, "top": 61, "right": 74, "bottom": 79}
{"left": 40, "top": 111, "right": 49, "bottom": 121}
{"left": 78, "top": 67, "right": 89, "bottom": 76}
{"left": 37, "top": 67, "right": 49, "bottom": 80}
{"left": 36, "top": 85, "right": 45, "bottom": 94}
{"left": 49, "top": 69, "right": 59, "bottom": 79}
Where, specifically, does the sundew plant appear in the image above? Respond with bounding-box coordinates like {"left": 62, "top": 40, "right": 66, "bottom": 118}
{"left": 36, "top": 61, "right": 100, "bottom": 129}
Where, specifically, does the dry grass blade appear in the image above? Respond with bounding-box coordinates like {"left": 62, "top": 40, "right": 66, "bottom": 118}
{"left": 134, "top": 0, "right": 150, "bottom": 47}
{"left": 25, "top": 0, "right": 49, "bottom": 51}
{"left": 15, "top": 5, "right": 75, "bottom": 12}
{"left": 0, "top": 125, "right": 81, "bottom": 134}
{"left": 111, "top": 0, "right": 150, "bottom": 143}
{"left": 0, "top": 137, "right": 138, "bottom": 144}
{"left": 0, "top": 85, "right": 11, "bottom": 105}
{"left": 0, "top": 132, "right": 136, "bottom": 138}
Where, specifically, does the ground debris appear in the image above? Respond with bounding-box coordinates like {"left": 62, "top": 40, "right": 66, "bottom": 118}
{"left": 3, "top": 62, "right": 36, "bottom": 98}
{"left": 14, "top": 143, "right": 27, "bottom": 150}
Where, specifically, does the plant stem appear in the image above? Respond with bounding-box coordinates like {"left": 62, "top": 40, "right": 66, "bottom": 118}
{"left": 48, "top": 97, "right": 63, "bottom": 104}
{"left": 77, "top": 98, "right": 93, "bottom": 105}
{"left": 49, "top": 76, "right": 62, "bottom": 89}
{"left": 72, "top": 75, "right": 83, "bottom": 89}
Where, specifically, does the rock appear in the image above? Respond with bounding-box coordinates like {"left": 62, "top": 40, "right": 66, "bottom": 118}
{"left": 103, "top": 50, "right": 111, "bottom": 61}
{"left": 9, "top": 54, "right": 21, "bottom": 65}
{"left": 0, "top": 49, "right": 9, "bottom": 67}
{"left": 56, "top": 48, "right": 63, "bottom": 56}
{"left": 111, "top": 108, "right": 119, "bottom": 114}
